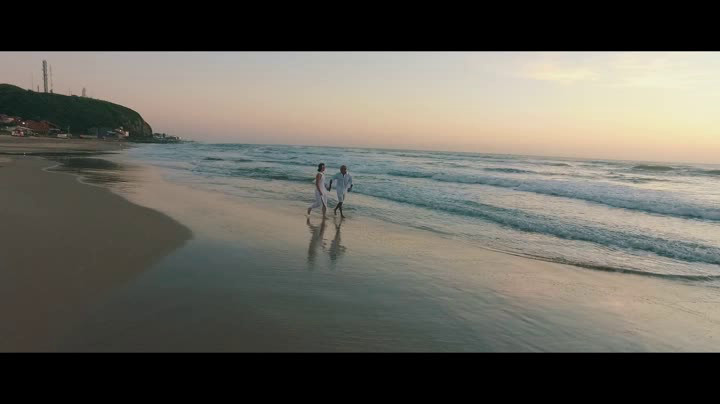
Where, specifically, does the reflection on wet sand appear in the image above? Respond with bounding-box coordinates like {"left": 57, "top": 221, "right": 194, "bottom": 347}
{"left": 44, "top": 154, "right": 137, "bottom": 188}
{"left": 306, "top": 216, "right": 348, "bottom": 269}
{"left": 306, "top": 217, "right": 327, "bottom": 268}
{"left": 328, "top": 217, "right": 346, "bottom": 264}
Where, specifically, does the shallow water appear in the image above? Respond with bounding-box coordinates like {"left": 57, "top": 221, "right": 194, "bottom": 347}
{"left": 127, "top": 143, "right": 720, "bottom": 282}
{"left": 50, "top": 148, "right": 720, "bottom": 352}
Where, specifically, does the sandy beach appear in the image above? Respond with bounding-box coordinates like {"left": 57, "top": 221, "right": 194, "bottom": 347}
{"left": 4, "top": 51, "right": 719, "bottom": 353}
{"left": 0, "top": 144, "right": 191, "bottom": 351}
{"left": 3, "top": 136, "right": 720, "bottom": 352}
{"left": 48, "top": 152, "right": 720, "bottom": 352}
{"left": 0, "top": 135, "right": 128, "bottom": 154}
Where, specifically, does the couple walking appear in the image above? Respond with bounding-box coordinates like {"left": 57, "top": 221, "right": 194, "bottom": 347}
{"left": 306, "top": 163, "right": 353, "bottom": 218}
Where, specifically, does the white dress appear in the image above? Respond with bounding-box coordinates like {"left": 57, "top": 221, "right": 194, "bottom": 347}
{"left": 309, "top": 172, "right": 328, "bottom": 209}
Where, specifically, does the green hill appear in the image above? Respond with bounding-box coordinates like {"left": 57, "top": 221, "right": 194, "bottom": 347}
{"left": 0, "top": 83, "right": 152, "bottom": 137}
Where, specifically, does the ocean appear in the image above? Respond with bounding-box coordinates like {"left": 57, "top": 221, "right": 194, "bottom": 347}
{"left": 128, "top": 143, "right": 720, "bottom": 283}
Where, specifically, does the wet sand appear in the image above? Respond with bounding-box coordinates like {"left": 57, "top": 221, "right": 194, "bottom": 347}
{"left": 3, "top": 137, "right": 719, "bottom": 351}
{"left": 50, "top": 158, "right": 720, "bottom": 352}
{"left": 0, "top": 155, "right": 191, "bottom": 351}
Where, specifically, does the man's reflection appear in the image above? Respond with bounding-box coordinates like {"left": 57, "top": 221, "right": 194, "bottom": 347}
{"left": 328, "top": 217, "right": 346, "bottom": 264}
{"left": 306, "top": 216, "right": 327, "bottom": 267}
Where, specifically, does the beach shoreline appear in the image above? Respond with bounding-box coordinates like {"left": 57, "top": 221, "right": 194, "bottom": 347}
{"left": 3, "top": 137, "right": 720, "bottom": 351}
{"left": 0, "top": 142, "right": 191, "bottom": 351}
{"left": 52, "top": 150, "right": 720, "bottom": 351}
{"left": 0, "top": 134, "right": 130, "bottom": 154}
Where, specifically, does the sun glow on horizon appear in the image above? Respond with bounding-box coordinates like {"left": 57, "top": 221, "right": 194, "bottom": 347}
{"left": 1, "top": 51, "right": 719, "bottom": 164}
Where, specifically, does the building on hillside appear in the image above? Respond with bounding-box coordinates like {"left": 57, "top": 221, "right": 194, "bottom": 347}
{"left": 10, "top": 126, "right": 34, "bottom": 136}
{"left": 152, "top": 133, "right": 180, "bottom": 142}
{"left": 114, "top": 127, "right": 130, "bottom": 139}
{"left": 24, "top": 120, "right": 60, "bottom": 135}
{"left": 88, "top": 127, "right": 129, "bottom": 139}
{"left": 90, "top": 127, "right": 113, "bottom": 139}
{"left": 0, "top": 115, "right": 23, "bottom": 124}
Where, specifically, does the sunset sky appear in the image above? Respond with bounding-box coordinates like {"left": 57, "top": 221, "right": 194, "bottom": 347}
{"left": 1, "top": 52, "right": 718, "bottom": 163}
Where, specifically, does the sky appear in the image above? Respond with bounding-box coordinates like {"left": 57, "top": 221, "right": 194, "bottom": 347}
{"left": 1, "top": 52, "right": 719, "bottom": 163}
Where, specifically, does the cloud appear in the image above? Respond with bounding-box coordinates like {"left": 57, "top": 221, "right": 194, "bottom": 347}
{"left": 607, "top": 53, "right": 715, "bottom": 90}
{"left": 521, "top": 62, "right": 599, "bottom": 84}
{"left": 515, "top": 52, "right": 719, "bottom": 90}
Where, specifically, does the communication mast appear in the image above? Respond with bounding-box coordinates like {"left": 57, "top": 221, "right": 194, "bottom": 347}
{"left": 42, "top": 60, "right": 48, "bottom": 93}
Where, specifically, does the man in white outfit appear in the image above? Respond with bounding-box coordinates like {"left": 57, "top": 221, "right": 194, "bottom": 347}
{"left": 329, "top": 165, "right": 353, "bottom": 218}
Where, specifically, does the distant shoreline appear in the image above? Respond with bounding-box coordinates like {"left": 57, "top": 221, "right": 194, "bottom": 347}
{"left": 0, "top": 134, "right": 128, "bottom": 154}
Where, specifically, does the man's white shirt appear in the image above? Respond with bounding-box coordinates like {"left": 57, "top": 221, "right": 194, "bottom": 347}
{"left": 332, "top": 172, "right": 353, "bottom": 193}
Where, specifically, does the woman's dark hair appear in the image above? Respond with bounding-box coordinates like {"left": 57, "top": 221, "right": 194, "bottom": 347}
{"left": 317, "top": 163, "right": 325, "bottom": 172}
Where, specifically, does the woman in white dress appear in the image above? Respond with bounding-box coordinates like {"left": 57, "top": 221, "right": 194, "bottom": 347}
{"left": 307, "top": 163, "right": 329, "bottom": 217}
